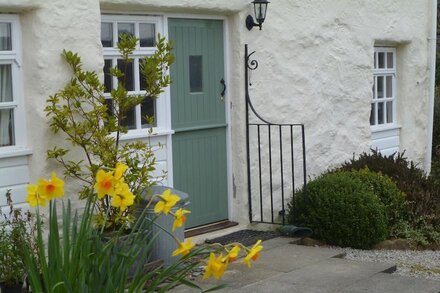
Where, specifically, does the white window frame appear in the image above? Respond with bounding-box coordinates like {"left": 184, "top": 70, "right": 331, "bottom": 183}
{"left": 0, "top": 14, "right": 27, "bottom": 157}
{"left": 371, "top": 47, "right": 397, "bottom": 131}
{"left": 101, "top": 14, "right": 170, "bottom": 138}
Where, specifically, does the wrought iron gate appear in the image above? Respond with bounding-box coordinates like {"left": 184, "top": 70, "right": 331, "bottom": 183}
{"left": 245, "top": 44, "right": 307, "bottom": 225}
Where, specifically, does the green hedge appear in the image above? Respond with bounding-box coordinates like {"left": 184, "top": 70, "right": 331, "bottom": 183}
{"left": 337, "top": 150, "right": 440, "bottom": 228}
{"left": 344, "top": 168, "right": 406, "bottom": 230}
{"left": 287, "top": 171, "right": 388, "bottom": 249}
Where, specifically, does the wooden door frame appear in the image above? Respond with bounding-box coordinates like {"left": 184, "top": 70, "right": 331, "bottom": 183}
{"left": 163, "top": 14, "right": 233, "bottom": 223}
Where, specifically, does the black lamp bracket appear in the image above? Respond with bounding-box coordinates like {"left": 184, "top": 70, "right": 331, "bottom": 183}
{"left": 246, "top": 15, "right": 261, "bottom": 30}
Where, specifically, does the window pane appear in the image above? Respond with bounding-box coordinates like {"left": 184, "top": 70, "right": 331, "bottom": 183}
{"left": 386, "top": 76, "right": 393, "bottom": 97}
{"left": 370, "top": 103, "right": 376, "bottom": 125}
{"left": 0, "top": 23, "right": 11, "bottom": 51}
{"left": 139, "top": 62, "right": 147, "bottom": 91}
{"left": 118, "top": 23, "right": 134, "bottom": 42}
{"left": 0, "top": 109, "right": 14, "bottom": 146}
{"left": 387, "top": 52, "right": 394, "bottom": 68}
{"left": 378, "top": 52, "right": 385, "bottom": 69}
{"left": 120, "top": 106, "right": 136, "bottom": 130}
{"left": 104, "top": 59, "right": 113, "bottom": 93}
{"left": 117, "top": 59, "right": 134, "bottom": 91}
{"left": 377, "top": 76, "right": 384, "bottom": 99}
{"left": 189, "top": 55, "right": 203, "bottom": 92}
{"left": 141, "top": 96, "right": 156, "bottom": 128}
{"left": 378, "top": 102, "right": 384, "bottom": 124}
{"left": 0, "top": 64, "right": 13, "bottom": 102}
{"left": 101, "top": 22, "right": 113, "bottom": 47}
{"left": 386, "top": 101, "right": 393, "bottom": 123}
{"left": 139, "top": 23, "right": 155, "bottom": 47}
{"left": 105, "top": 98, "right": 114, "bottom": 116}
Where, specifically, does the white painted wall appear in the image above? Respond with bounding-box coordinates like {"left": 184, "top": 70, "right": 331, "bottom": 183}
{"left": 229, "top": 0, "right": 433, "bottom": 223}
{"left": 0, "top": 0, "right": 433, "bottom": 226}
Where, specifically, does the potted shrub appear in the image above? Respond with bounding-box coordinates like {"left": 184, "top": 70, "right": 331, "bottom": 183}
{"left": 44, "top": 33, "right": 174, "bottom": 231}
{"left": 0, "top": 190, "right": 36, "bottom": 292}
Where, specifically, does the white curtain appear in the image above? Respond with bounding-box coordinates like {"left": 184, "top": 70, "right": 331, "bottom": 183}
{"left": 0, "top": 23, "right": 13, "bottom": 146}
{"left": 0, "top": 65, "right": 13, "bottom": 146}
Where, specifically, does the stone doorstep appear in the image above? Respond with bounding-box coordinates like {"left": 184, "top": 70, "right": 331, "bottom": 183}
{"left": 189, "top": 224, "right": 248, "bottom": 245}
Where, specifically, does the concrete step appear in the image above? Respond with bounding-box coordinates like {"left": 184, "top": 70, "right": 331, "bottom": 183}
{"left": 254, "top": 257, "right": 396, "bottom": 292}
{"left": 202, "top": 241, "right": 348, "bottom": 291}
{"left": 252, "top": 242, "right": 346, "bottom": 273}
{"left": 168, "top": 239, "right": 440, "bottom": 293}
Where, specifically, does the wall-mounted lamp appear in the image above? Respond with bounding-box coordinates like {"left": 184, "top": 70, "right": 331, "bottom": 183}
{"left": 246, "top": 0, "right": 270, "bottom": 31}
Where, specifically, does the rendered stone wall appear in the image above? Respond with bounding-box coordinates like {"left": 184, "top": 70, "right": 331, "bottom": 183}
{"left": 14, "top": 0, "right": 102, "bottom": 210}
{"left": 228, "top": 0, "right": 433, "bottom": 223}
{"left": 2, "top": 0, "right": 432, "bottom": 224}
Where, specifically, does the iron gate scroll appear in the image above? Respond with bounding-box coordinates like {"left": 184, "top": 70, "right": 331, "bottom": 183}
{"left": 245, "top": 44, "right": 307, "bottom": 225}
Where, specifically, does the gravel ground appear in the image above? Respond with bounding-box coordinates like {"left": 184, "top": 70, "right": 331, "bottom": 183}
{"left": 343, "top": 248, "right": 440, "bottom": 281}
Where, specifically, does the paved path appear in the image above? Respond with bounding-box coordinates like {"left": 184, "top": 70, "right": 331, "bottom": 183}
{"left": 171, "top": 237, "right": 440, "bottom": 293}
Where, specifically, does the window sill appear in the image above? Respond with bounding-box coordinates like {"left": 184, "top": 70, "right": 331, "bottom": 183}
{"left": 371, "top": 124, "right": 401, "bottom": 134}
{"left": 117, "top": 128, "right": 175, "bottom": 141}
{"left": 0, "top": 147, "right": 33, "bottom": 159}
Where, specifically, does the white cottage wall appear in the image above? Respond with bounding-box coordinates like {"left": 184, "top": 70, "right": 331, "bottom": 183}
{"left": 0, "top": 0, "right": 103, "bottom": 211}
{"left": 231, "top": 0, "right": 433, "bottom": 223}
{"left": 0, "top": 0, "right": 433, "bottom": 226}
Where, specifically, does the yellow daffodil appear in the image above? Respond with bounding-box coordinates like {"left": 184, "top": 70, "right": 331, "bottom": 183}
{"left": 94, "top": 169, "right": 116, "bottom": 199}
{"left": 172, "top": 208, "right": 191, "bottom": 231}
{"left": 243, "top": 240, "right": 263, "bottom": 268}
{"left": 172, "top": 238, "right": 194, "bottom": 257}
{"left": 111, "top": 182, "right": 135, "bottom": 211}
{"left": 114, "top": 162, "right": 128, "bottom": 180}
{"left": 225, "top": 245, "right": 241, "bottom": 262}
{"left": 26, "top": 184, "right": 47, "bottom": 207}
{"left": 154, "top": 189, "right": 180, "bottom": 215}
{"left": 204, "top": 253, "right": 228, "bottom": 280}
{"left": 37, "top": 172, "right": 64, "bottom": 200}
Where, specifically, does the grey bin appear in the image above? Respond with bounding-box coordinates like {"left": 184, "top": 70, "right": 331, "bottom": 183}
{"left": 138, "top": 186, "right": 190, "bottom": 266}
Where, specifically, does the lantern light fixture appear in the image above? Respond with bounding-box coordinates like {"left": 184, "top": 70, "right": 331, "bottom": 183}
{"left": 246, "top": 0, "right": 270, "bottom": 31}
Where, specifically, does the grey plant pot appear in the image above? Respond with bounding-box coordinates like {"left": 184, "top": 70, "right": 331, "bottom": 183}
{"left": 138, "top": 186, "right": 190, "bottom": 266}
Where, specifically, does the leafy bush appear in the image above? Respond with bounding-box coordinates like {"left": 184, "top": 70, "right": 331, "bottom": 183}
{"left": 287, "top": 171, "right": 388, "bottom": 249}
{"left": 391, "top": 219, "right": 440, "bottom": 247}
{"left": 431, "top": 88, "right": 440, "bottom": 185}
{"left": 337, "top": 150, "right": 440, "bottom": 228}
{"left": 45, "top": 34, "right": 174, "bottom": 230}
{"left": 431, "top": 87, "right": 440, "bottom": 161}
{"left": 344, "top": 168, "right": 406, "bottom": 230}
{"left": 0, "top": 191, "right": 37, "bottom": 286}
{"left": 430, "top": 158, "right": 440, "bottom": 186}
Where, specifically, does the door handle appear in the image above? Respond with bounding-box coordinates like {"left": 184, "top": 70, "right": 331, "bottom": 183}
{"left": 220, "top": 78, "right": 226, "bottom": 101}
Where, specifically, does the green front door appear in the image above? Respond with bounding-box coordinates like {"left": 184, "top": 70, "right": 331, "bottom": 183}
{"left": 169, "top": 18, "right": 228, "bottom": 228}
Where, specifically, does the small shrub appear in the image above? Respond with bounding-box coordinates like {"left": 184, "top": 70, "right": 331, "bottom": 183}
{"left": 430, "top": 158, "right": 440, "bottom": 186}
{"left": 287, "top": 171, "right": 388, "bottom": 249}
{"left": 343, "top": 168, "right": 407, "bottom": 230}
{"left": 0, "top": 191, "right": 37, "bottom": 286}
{"left": 45, "top": 34, "right": 174, "bottom": 230}
{"left": 337, "top": 150, "right": 440, "bottom": 228}
{"left": 431, "top": 87, "right": 440, "bottom": 161}
{"left": 391, "top": 219, "right": 440, "bottom": 247}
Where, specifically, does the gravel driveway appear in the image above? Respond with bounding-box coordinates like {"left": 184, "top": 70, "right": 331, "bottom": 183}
{"left": 343, "top": 248, "right": 440, "bottom": 281}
